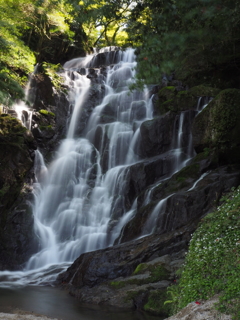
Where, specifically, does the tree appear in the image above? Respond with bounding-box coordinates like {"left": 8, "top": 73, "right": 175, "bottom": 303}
{"left": 126, "top": 0, "right": 240, "bottom": 88}
{"left": 75, "top": 0, "right": 134, "bottom": 48}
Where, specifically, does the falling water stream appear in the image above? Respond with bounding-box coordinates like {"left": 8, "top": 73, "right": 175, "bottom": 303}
{"left": 0, "top": 48, "right": 210, "bottom": 319}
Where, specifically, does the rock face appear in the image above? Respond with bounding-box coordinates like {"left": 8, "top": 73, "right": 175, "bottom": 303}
{"left": 56, "top": 73, "right": 240, "bottom": 316}
{"left": 29, "top": 70, "right": 70, "bottom": 161}
{"left": 0, "top": 115, "right": 37, "bottom": 269}
{"left": 57, "top": 223, "right": 193, "bottom": 314}
{"left": 165, "top": 296, "right": 231, "bottom": 320}
{"left": 192, "top": 88, "right": 240, "bottom": 163}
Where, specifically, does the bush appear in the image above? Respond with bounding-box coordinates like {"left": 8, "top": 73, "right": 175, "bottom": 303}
{"left": 175, "top": 186, "right": 240, "bottom": 318}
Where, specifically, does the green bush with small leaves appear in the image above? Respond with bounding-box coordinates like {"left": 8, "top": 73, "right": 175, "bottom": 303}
{"left": 174, "top": 186, "right": 240, "bottom": 319}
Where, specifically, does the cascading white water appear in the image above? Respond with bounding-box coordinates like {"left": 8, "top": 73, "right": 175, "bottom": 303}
{"left": 140, "top": 97, "right": 211, "bottom": 238}
{"left": 25, "top": 48, "right": 153, "bottom": 273}
{"left": 0, "top": 50, "right": 211, "bottom": 287}
{"left": 13, "top": 65, "right": 38, "bottom": 130}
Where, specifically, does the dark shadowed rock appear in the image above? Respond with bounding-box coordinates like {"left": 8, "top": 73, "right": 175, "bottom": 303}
{"left": 192, "top": 89, "right": 240, "bottom": 164}
{"left": 57, "top": 222, "right": 194, "bottom": 289}
{"left": 118, "top": 164, "right": 240, "bottom": 243}
{"left": 0, "top": 115, "right": 37, "bottom": 270}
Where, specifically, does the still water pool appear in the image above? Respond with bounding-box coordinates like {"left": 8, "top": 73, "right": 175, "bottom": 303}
{"left": 0, "top": 286, "right": 164, "bottom": 320}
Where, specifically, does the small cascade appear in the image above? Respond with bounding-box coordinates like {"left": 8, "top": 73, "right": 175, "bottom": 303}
{"left": 13, "top": 65, "right": 38, "bottom": 130}
{"left": 141, "top": 194, "right": 174, "bottom": 235}
{"left": 187, "top": 171, "right": 210, "bottom": 191}
{"left": 171, "top": 110, "right": 196, "bottom": 173}
{"left": 139, "top": 97, "right": 211, "bottom": 237}
{"left": 196, "top": 96, "right": 212, "bottom": 113}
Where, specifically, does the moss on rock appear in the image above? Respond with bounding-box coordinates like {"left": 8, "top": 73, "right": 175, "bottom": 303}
{"left": 192, "top": 88, "right": 240, "bottom": 163}
{"left": 144, "top": 289, "right": 171, "bottom": 316}
{"left": 0, "top": 115, "right": 36, "bottom": 214}
{"left": 156, "top": 85, "right": 220, "bottom": 115}
{"left": 39, "top": 109, "right": 55, "bottom": 117}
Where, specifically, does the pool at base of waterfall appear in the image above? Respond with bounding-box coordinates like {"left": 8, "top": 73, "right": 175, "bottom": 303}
{"left": 0, "top": 286, "right": 164, "bottom": 320}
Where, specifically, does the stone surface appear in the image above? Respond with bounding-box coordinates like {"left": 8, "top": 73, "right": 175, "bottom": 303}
{"left": 0, "top": 115, "right": 37, "bottom": 270}
{"left": 192, "top": 88, "right": 240, "bottom": 163}
{"left": 119, "top": 164, "right": 240, "bottom": 243}
{"left": 57, "top": 224, "right": 193, "bottom": 310}
{"left": 0, "top": 313, "right": 58, "bottom": 320}
{"left": 164, "top": 296, "right": 231, "bottom": 320}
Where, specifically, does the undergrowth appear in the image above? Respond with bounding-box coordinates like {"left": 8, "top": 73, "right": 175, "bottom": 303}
{"left": 168, "top": 186, "right": 240, "bottom": 319}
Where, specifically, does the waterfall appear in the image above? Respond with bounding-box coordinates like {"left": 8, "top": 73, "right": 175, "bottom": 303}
{"left": 25, "top": 48, "right": 153, "bottom": 272}
{"left": 0, "top": 49, "right": 212, "bottom": 287}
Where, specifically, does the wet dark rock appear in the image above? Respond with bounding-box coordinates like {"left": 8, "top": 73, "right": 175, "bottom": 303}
{"left": 0, "top": 115, "right": 37, "bottom": 270}
{"left": 154, "top": 85, "right": 220, "bottom": 116}
{"left": 139, "top": 113, "right": 176, "bottom": 157}
{"left": 192, "top": 88, "right": 240, "bottom": 164}
{"left": 74, "top": 83, "right": 106, "bottom": 137}
{"left": 56, "top": 225, "right": 191, "bottom": 309}
{"left": 57, "top": 226, "right": 191, "bottom": 287}
{"left": 29, "top": 72, "right": 70, "bottom": 160}
{"left": 86, "top": 49, "right": 121, "bottom": 68}
{"left": 123, "top": 153, "right": 178, "bottom": 209}
{"left": 119, "top": 164, "right": 240, "bottom": 243}
{"left": 130, "top": 101, "right": 146, "bottom": 120}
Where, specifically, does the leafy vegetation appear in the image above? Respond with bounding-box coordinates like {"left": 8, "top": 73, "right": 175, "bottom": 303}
{"left": 168, "top": 186, "right": 240, "bottom": 318}
{"left": 127, "top": 0, "right": 240, "bottom": 88}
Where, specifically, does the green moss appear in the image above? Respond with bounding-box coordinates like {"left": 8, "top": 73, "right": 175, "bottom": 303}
{"left": 110, "top": 281, "right": 126, "bottom": 289}
{"left": 164, "top": 163, "right": 200, "bottom": 193}
{"left": 42, "top": 62, "right": 64, "bottom": 92}
{"left": 156, "top": 85, "right": 221, "bottom": 115}
{"left": 109, "top": 264, "right": 170, "bottom": 289}
{"left": 124, "top": 290, "right": 145, "bottom": 302}
{"left": 133, "top": 263, "right": 170, "bottom": 283}
{"left": 144, "top": 289, "right": 171, "bottom": 316}
{"left": 0, "top": 183, "right": 10, "bottom": 198}
{"left": 133, "top": 263, "right": 148, "bottom": 275}
{"left": 39, "top": 109, "right": 55, "bottom": 117}
{"left": 189, "top": 85, "right": 220, "bottom": 97}
{"left": 193, "top": 89, "right": 240, "bottom": 162}
{"left": 40, "top": 125, "right": 53, "bottom": 130}
{"left": 0, "top": 115, "right": 27, "bottom": 136}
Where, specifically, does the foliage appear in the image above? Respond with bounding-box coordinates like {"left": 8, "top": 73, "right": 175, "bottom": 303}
{"left": 144, "top": 289, "right": 171, "bottom": 316}
{"left": 0, "top": 0, "right": 83, "bottom": 107}
{"left": 42, "top": 62, "right": 64, "bottom": 92}
{"left": 76, "top": 0, "right": 134, "bottom": 48}
{"left": 0, "top": 115, "right": 27, "bottom": 136}
{"left": 173, "top": 186, "right": 240, "bottom": 319}
{"left": 127, "top": 0, "right": 240, "bottom": 88}
{"left": 0, "top": 71, "right": 25, "bottom": 107}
